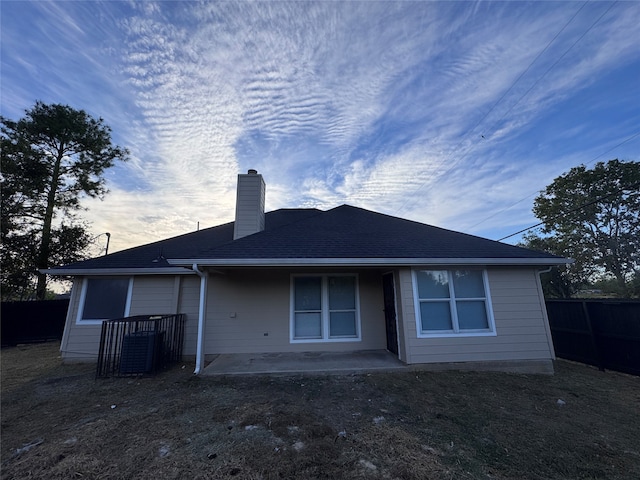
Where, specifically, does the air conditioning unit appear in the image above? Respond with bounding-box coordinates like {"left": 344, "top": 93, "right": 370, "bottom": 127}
{"left": 119, "top": 331, "right": 159, "bottom": 374}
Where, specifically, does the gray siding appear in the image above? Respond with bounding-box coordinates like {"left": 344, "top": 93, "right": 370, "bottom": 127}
{"left": 59, "top": 277, "right": 100, "bottom": 361}
{"left": 60, "top": 269, "right": 388, "bottom": 361}
{"left": 397, "top": 267, "right": 554, "bottom": 364}
{"left": 202, "top": 269, "right": 387, "bottom": 354}
{"left": 178, "top": 276, "right": 201, "bottom": 356}
{"left": 61, "top": 275, "right": 190, "bottom": 362}
{"left": 128, "top": 276, "right": 178, "bottom": 315}
{"left": 61, "top": 266, "right": 553, "bottom": 368}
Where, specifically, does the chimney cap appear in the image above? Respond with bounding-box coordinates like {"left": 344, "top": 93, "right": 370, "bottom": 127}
{"left": 247, "top": 169, "right": 258, "bottom": 174}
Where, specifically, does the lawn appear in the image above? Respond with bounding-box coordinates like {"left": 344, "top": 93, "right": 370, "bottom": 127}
{"left": 1, "top": 342, "right": 639, "bottom": 479}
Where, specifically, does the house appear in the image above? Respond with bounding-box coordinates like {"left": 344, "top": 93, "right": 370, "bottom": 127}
{"left": 45, "top": 169, "right": 568, "bottom": 374}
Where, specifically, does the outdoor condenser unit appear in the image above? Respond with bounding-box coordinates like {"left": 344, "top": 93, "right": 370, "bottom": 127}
{"left": 119, "top": 331, "right": 159, "bottom": 374}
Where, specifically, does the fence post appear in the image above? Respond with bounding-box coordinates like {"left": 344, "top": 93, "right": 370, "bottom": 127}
{"left": 582, "top": 301, "right": 604, "bottom": 371}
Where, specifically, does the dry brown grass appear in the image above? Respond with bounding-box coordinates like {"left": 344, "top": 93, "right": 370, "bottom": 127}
{"left": 2, "top": 342, "right": 639, "bottom": 479}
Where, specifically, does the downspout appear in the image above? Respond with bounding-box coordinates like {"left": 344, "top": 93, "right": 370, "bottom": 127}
{"left": 192, "top": 263, "right": 208, "bottom": 374}
{"left": 538, "top": 266, "right": 553, "bottom": 276}
{"left": 536, "top": 266, "right": 556, "bottom": 360}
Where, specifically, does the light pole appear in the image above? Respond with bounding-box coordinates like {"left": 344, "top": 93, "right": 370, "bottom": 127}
{"left": 92, "top": 232, "right": 111, "bottom": 256}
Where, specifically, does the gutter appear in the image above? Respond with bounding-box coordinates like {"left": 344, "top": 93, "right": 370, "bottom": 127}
{"left": 41, "top": 267, "right": 196, "bottom": 276}
{"left": 192, "top": 263, "right": 208, "bottom": 375}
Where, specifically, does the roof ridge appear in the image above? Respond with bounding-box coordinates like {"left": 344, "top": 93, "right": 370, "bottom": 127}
{"left": 328, "top": 204, "right": 525, "bottom": 248}
{"left": 208, "top": 208, "right": 326, "bottom": 249}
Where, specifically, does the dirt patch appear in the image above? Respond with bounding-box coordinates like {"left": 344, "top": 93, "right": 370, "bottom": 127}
{"left": 2, "top": 342, "right": 639, "bottom": 479}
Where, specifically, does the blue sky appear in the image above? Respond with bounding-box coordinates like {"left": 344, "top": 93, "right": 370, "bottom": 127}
{"left": 2, "top": 1, "right": 639, "bottom": 254}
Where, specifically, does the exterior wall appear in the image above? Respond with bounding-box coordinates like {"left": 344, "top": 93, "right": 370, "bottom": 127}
{"left": 60, "top": 265, "right": 554, "bottom": 370}
{"left": 397, "top": 267, "right": 555, "bottom": 365}
{"left": 59, "top": 277, "right": 94, "bottom": 361}
{"left": 178, "top": 275, "right": 201, "bottom": 356}
{"left": 60, "top": 269, "right": 389, "bottom": 362}
{"left": 60, "top": 275, "right": 190, "bottom": 362}
{"left": 128, "top": 276, "right": 180, "bottom": 316}
{"left": 389, "top": 270, "right": 408, "bottom": 363}
{"left": 202, "top": 268, "right": 387, "bottom": 355}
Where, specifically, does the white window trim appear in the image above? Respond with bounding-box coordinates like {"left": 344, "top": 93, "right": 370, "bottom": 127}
{"left": 412, "top": 269, "right": 496, "bottom": 338}
{"left": 290, "top": 274, "right": 362, "bottom": 343}
{"left": 76, "top": 277, "right": 133, "bottom": 325}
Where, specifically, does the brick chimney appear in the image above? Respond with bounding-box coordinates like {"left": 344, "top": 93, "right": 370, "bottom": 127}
{"left": 233, "top": 169, "right": 266, "bottom": 240}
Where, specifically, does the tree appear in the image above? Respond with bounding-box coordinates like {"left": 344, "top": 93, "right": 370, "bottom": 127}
{"left": 527, "top": 159, "right": 640, "bottom": 297}
{"left": 519, "top": 234, "right": 577, "bottom": 298}
{"left": 1, "top": 102, "right": 129, "bottom": 300}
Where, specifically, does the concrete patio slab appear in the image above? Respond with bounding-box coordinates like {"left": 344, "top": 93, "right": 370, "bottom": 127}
{"left": 201, "top": 350, "right": 406, "bottom": 376}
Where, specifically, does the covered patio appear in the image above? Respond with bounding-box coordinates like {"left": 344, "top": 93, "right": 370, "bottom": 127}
{"left": 201, "top": 350, "right": 406, "bottom": 376}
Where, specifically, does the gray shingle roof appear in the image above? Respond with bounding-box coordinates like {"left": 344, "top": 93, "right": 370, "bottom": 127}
{"left": 48, "top": 205, "right": 564, "bottom": 273}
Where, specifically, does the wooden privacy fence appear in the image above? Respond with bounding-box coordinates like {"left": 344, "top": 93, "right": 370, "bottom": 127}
{"left": 96, "top": 314, "right": 186, "bottom": 378}
{"left": 1, "top": 299, "right": 69, "bottom": 347}
{"left": 546, "top": 299, "right": 640, "bottom": 376}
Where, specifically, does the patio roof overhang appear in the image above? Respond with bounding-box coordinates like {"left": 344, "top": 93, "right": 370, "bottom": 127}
{"left": 41, "top": 257, "right": 572, "bottom": 277}
{"left": 166, "top": 257, "right": 572, "bottom": 268}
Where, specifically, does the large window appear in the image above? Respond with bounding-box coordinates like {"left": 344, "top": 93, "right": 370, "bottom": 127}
{"left": 413, "top": 269, "right": 495, "bottom": 337}
{"left": 291, "top": 275, "right": 360, "bottom": 342}
{"left": 77, "top": 277, "right": 132, "bottom": 324}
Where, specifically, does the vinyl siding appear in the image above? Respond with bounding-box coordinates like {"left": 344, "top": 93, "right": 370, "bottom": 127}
{"left": 59, "top": 277, "right": 100, "bottom": 361}
{"left": 202, "top": 269, "right": 387, "bottom": 354}
{"left": 397, "top": 267, "right": 555, "bottom": 364}
{"left": 178, "top": 276, "right": 201, "bottom": 356}
{"left": 60, "top": 266, "right": 552, "bottom": 366}
{"left": 61, "top": 275, "right": 187, "bottom": 362}
{"left": 60, "top": 269, "right": 388, "bottom": 361}
{"left": 128, "top": 276, "right": 177, "bottom": 315}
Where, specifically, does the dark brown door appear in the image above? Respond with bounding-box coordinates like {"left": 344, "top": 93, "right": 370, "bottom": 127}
{"left": 382, "top": 273, "right": 399, "bottom": 356}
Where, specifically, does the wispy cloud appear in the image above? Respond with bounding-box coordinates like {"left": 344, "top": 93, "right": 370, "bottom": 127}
{"left": 2, "top": 1, "right": 638, "bottom": 253}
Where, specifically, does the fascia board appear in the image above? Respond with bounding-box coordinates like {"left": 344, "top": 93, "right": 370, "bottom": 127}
{"left": 41, "top": 267, "right": 196, "bottom": 276}
{"left": 166, "top": 257, "right": 572, "bottom": 267}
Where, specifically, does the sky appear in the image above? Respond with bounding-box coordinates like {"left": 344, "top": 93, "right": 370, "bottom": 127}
{"left": 2, "top": 0, "right": 639, "bottom": 256}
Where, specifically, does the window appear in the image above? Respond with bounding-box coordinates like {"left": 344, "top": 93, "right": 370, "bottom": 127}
{"left": 77, "top": 277, "right": 132, "bottom": 324}
{"left": 413, "top": 269, "right": 495, "bottom": 337}
{"left": 291, "top": 275, "right": 360, "bottom": 342}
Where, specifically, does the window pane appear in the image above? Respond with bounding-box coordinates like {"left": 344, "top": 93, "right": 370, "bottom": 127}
{"left": 295, "top": 277, "right": 321, "bottom": 310}
{"left": 330, "top": 312, "right": 356, "bottom": 337}
{"left": 457, "top": 301, "right": 489, "bottom": 330}
{"left": 416, "top": 271, "right": 449, "bottom": 299}
{"left": 82, "top": 278, "right": 129, "bottom": 320}
{"left": 294, "top": 312, "right": 322, "bottom": 338}
{"left": 452, "top": 270, "right": 485, "bottom": 298}
{"left": 328, "top": 276, "right": 355, "bottom": 310}
{"left": 420, "top": 301, "right": 452, "bottom": 331}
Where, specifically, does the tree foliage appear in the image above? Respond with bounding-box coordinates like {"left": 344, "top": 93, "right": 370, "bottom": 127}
{"left": 526, "top": 159, "right": 640, "bottom": 297}
{"left": 519, "top": 234, "right": 576, "bottom": 298}
{"left": 1, "top": 102, "right": 128, "bottom": 300}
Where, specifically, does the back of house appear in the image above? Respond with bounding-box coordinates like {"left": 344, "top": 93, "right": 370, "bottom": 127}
{"left": 46, "top": 170, "right": 568, "bottom": 374}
